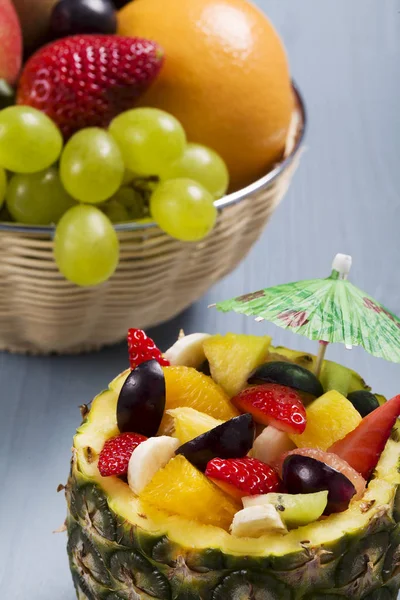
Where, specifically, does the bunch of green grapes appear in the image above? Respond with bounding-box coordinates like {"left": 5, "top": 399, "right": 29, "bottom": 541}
{"left": 0, "top": 105, "right": 230, "bottom": 286}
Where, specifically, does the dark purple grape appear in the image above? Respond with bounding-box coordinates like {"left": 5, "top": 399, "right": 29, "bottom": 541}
{"left": 176, "top": 414, "right": 255, "bottom": 471}
{"left": 117, "top": 360, "right": 165, "bottom": 437}
{"left": 50, "top": 0, "right": 117, "bottom": 38}
{"left": 282, "top": 454, "right": 356, "bottom": 515}
{"left": 112, "top": 0, "right": 132, "bottom": 8}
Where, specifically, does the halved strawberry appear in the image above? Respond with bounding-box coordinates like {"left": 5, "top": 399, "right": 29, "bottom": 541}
{"left": 328, "top": 394, "right": 400, "bottom": 479}
{"left": 98, "top": 432, "right": 147, "bottom": 477}
{"left": 231, "top": 384, "right": 306, "bottom": 434}
{"left": 127, "top": 329, "right": 170, "bottom": 370}
{"left": 205, "top": 457, "right": 282, "bottom": 501}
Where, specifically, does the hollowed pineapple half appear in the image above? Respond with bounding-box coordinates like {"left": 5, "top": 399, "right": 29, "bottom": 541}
{"left": 66, "top": 351, "right": 400, "bottom": 600}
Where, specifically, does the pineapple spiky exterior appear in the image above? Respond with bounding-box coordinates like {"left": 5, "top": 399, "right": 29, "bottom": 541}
{"left": 66, "top": 352, "right": 400, "bottom": 600}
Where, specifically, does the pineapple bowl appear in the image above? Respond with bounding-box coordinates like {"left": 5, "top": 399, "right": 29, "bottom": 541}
{"left": 65, "top": 331, "right": 400, "bottom": 599}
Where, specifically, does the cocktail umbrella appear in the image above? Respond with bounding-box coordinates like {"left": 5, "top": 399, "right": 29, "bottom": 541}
{"left": 213, "top": 254, "right": 400, "bottom": 376}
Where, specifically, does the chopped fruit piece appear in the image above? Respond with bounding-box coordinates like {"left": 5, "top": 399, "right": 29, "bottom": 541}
{"left": 160, "top": 366, "right": 238, "bottom": 434}
{"left": 127, "top": 436, "right": 180, "bottom": 495}
{"left": 282, "top": 455, "right": 356, "bottom": 515}
{"left": 243, "top": 491, "right": 328, "bottom": 529}
{"left": 248, "top": 361, "right": 323, "bottom": 399}
{"left": 232, "top": 384, "right": 306, "bottom": 434}
{"left": 127, "top": 328, "right": 170, "bottom": 370}
{"left": 230, "top": 504, "right": 287, "bottom": 538}
{"left": 164, "top": 332, "right": 211, "bottom": 368}
{"left": 17, "top": 36, "right": 164, "bottom": 139}
{"left": 203, "top": 333, "right": 271, "bottom": 397}
{"left": 176, "top": 414, "right": 255, "bottom": 471}
{"left": 289, "top": 390, "right": 361, "bottom": 451}
{"left": 98, "top": 432, "right": 147, "bottom": 477}
{"left": 140, "top": 455, "right": 239, "bottom": 529}
{"left": 279, "top": 448, "right": 366, "bottom": 499}
{"left": 252, "top": 426, "right": 296, "bottom": 467}
{"left": 167, "top": 407, "right": 224, "bottom": 444}
{"left": 117, "top": 360, "right": 165, "bottom": 437}
{"left": 206, "top": 457, "right": 282, "bottom": 501}
{"left": 328, "top": 394, "right": 400, "bottom": 479}
{"left": 347, "top": 390, "right": 380, "bottom": 417}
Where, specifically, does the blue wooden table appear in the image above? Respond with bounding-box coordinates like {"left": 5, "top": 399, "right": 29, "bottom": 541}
{"left": 0, "top": 1, "right": 399, "bottom": 598}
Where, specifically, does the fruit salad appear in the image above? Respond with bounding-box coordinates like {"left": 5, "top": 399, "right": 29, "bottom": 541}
{"left": 66, "top": 329, "right": 400, "bottom": 599}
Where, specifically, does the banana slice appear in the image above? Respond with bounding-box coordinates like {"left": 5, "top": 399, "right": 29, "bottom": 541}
{"left": 230, "top": 504, "right": 287, "bottom": 538}
{"left": 164, "top": 333, "right": 211, "bottom": 368}
{"left": 252, "top": 426, "right": 295, "bottom": 467}
{"left": 128, "top": 436, "right": 180, "bottom": 495}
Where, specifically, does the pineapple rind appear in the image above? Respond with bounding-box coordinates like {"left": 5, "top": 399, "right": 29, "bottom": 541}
{"left": 67, "top": 360, "right": 400, "bottom": 599}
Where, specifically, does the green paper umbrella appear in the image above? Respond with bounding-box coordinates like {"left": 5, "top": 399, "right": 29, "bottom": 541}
{"left": 213, "top": 254, "right": 400, "bottom": 375}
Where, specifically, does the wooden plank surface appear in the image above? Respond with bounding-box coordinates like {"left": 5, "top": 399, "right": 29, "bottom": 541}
{"left": 0, "top": 1, "right": 399, "bottom": 597}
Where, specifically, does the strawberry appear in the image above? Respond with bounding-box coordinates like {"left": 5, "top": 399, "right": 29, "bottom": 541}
{"left": 205, "top": 457, "right": 282, "bottom": 501}
{"left": 127, "top": 328, "right": 170, "bottom": 371}
{"left": 16, "top": 35, "right": 164, "bottom": 139}
{"left": 328, "top": 394, "right": 400, "bottom": 479}
{"left": 231, "top": 384, "right": 306, "bottom": 434}
{"left": 98, "top": 432, "right": 147, "bottom": 477}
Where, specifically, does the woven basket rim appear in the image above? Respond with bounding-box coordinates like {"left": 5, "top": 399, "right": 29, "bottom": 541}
{"left": 0, "top": 82, "right": 307, "bottom": 235}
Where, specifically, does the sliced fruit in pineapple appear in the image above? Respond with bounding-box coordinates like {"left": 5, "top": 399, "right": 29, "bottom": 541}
{"left": 289, "top": 390, "right": 361, "bottom": 451}
{"left": 203, "top": 333, "right": 271, "bottom": 397}
{"left": 252, "top": 426, "right": 296, "bottom": 467}
{"left": 127, "top": 436, "right": 180, "bottom": 494}
{"left": 164, "top": 332, "right": 211, "bottom": 368}
{"left": 160, "top": 366, "right": 238, "bottom": 434}
{"left": 243, "top": 491, "right": 328, "bottom": 528}
{"left": 167, "top": 407, "right": 224, "bottom": 444}
{"left": 140, "top": 454, "right": 239, "bottom": 529}
{"left": 230, "top": 504, "right": 287, "bottom": 537}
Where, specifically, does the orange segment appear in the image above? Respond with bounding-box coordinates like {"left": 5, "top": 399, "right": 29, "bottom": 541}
{"left": 140, "top": 455, "right": 239, "bottom": 529}
{"left": 159, "top": 366, "right": 238, "bottom": 434}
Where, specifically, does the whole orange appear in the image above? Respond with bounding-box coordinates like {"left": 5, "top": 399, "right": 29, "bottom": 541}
{"left": 118, "top": 0, "right": 294, "bottom": 191}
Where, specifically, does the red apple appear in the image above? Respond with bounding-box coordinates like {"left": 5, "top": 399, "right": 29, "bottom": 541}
{"left": 0, "top": 0, "right": 22, "bottom": 89}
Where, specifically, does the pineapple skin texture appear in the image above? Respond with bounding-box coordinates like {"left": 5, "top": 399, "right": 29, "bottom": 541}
{"left": 66, "top": 347, "right": 400, "bottom": 600}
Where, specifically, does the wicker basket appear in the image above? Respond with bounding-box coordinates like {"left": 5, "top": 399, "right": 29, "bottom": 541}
{"left": 0, "top": 87, "right": 306, "bottom": 354}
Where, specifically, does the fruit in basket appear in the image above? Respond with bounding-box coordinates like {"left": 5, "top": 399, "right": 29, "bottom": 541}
{"left": 101, "top": 199, "right": 129, "bottom": 223}
{"left": 232, "top": 383, "right": 307, "bottom": 434}
{"left": 176, "top": 413, "right": 255, "bottom": 471}
{"left": 60, "top": 128, "right": 124, "bottom": 203}
{"left": 6, "top": 166, "right": 75, "bottom": 225}
{"left": 17, "top": 35, "right": 164, "bottom": 138}
{"left": 329, "top": 394, "right": 400, "bottom": 479}
{"left": 243, "top": 491, "right": 328, "bottom": 528}
{"left": 205, "top": 457, "right": 282, "bottom": 500}
{"left": 49, "top": 0, "right": 117, "bottom": 38}
{"left": 54, "top": 204, "right": 119, "bottom": 286}
{"left": 109, "top": 108, "right": 186, "bottom": 177}
{"left": 282, "top": 454, "right": 357, "bottom": 515}
{"left": 150, "top": 178, "right": 217, "bottom": 242}
{"left": 203, "top": 332, "right": 271, "bottom": 397}
{"left": 289, "top": 389, "right": 362, "bottom": 450}
{"left": 160, "top": 143, "right": 230, "bottom": 199}
{"left": 117, "top": 360, "right": 166, "bottom": 437}
{"left": 0, "top": 0, "right": 22, "bottom": 89}
{"left": 118, "top": 0, "right": 294, "bottom": 192}
{"left": 67, "top": 335, "right": 400, "bottom": 599}
{"left": 0, "top": 106, "right": 62, "bottom": 173}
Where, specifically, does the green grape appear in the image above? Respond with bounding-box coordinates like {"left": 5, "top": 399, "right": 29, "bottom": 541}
{"left": 150, "top": 178, "right": 217, "bottom": 242}
{"left": 109, "top": 108, "right": 186, "bottom": 177}
{"left": 121, "top": 169, "right": 136, "bottom": 185}
{"left": 0, "top": 167, "right": 6, "bottom": 209}
{"left": 102, "top": 199, "right": 130, "bottom": 223}
{"left": 161, "top": 143, "right": 229, "bottom": 199}
{"left": 54, "top": 205, "right": 119, "bottom": 287}
{"left": 60, "top": 128, "right": 124, "bottom": 204}
{"left": 113, "top": 187, "right": 145, "bottom": 219}
{"left": 0, "top": 106, "right": 63, "bottom": 173}
{"left": 6, "top": 167, "right": 75, "bottom": 225}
